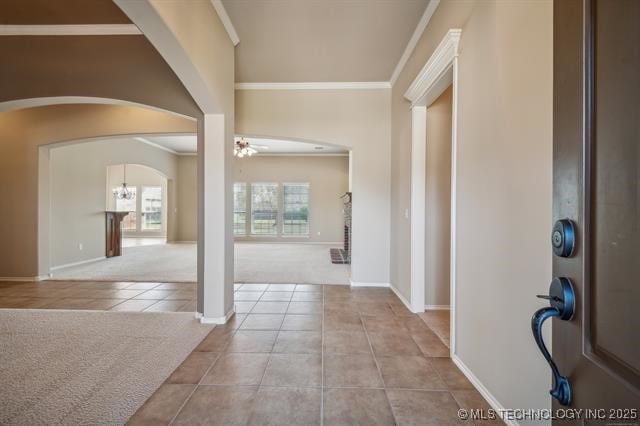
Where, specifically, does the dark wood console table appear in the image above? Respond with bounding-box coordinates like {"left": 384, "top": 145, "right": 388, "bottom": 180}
{"left": 105, "top": 211, "right": 129, "bottom": 258}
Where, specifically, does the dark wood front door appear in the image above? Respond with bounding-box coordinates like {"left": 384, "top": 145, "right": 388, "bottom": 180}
{"left": 553, "top": 0, "right": 639, "bottom": 419}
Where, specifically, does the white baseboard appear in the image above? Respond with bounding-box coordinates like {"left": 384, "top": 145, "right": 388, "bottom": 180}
{"left": 199, "top": 307, "right": 235, "bottom": 325}
{"left": 349, "top": 280, "right": 390, "bottom": 288}
{"left": 390, "top": 285, "right": 415, "bottom": 313}
{"left": 425, "top": 305, "right": 451, "bottom": 310}
{"left": 173, "top": 241, "right": 197, "bottom": 244}
{"left": 50, "top": 256, "right": 106, "bottom": 272}
{"left": 0, "top": 275, "right": 50, "bottom": 282}
{"left": 451, "top": 354, "right": 518, "bottom": 426}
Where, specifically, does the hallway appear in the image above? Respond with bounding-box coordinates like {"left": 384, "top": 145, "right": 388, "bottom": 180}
{"left": 130, "top": 285, "right": 500, "bottom": 425}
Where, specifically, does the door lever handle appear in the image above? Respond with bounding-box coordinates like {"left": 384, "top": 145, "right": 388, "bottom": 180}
{"left": 531, "top": 277, "right": 576, "bottom": 406}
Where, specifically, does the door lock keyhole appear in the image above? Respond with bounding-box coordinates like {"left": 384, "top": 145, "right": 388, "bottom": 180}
{"left": 552, "top": 219, "right": 576, "bottom": 257}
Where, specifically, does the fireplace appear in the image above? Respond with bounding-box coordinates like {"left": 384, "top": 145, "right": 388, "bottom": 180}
{"left": 330, "top": 192, "right": 351, "bottom": 264}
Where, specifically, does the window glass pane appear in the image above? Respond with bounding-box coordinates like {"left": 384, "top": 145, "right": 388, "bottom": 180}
{"left": 113, "top": 186, "right": 137, "bottom": 231}
{"left": 283, "top": 183, "right": 310, "bottom": 235}
{"left": 141, "top": 186, "right": 162, "bottom": 231}
{"left": 251, "top": 183, "right": 278, "bottom": 235}
{"left": 234, "top": 183, "right": 247, "bottom": 235}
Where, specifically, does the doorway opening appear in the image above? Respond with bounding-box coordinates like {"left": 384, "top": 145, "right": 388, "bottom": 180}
{"left": 45, "top": 134, "right": 198, "bottom": 285}
{"left": 419, "top": 86, "right": 453, "bottom": 348}
{"left": 406, "top": 29, "right": 461, "bottom": 354}
{"left": 232, "top": 136, "right": 352, "bottom": 290}
{"left": 108, "top": 163, "right": 168, "bottom": 247}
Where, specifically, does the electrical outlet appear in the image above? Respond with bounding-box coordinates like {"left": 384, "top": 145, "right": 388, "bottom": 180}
{"left": 78, "top": 243, "right": 83, "bottom": 250}
{"left": 405, "top": 208, "right": 410, "bottom": 219}
{"left": 317, "top": 231, "right": 321, "bottom": 236}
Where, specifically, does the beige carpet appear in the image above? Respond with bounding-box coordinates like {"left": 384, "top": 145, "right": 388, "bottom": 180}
{"left": 51, "top": 243, "right": 197, "bottom": 282}
{"left": 51, "top": 242, "right": 349, "bottom": 285}
{"left": 0, "top": 309, "right": 213, "bottom": 425}
{"left": 234, "top": 243, "right": 351, "bottom": 284}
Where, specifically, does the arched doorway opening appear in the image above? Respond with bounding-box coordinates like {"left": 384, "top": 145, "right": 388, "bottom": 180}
{"left": 107, "top": 163, "right": 169, "bottom": 244}
{"left": 0, "top": 99, "right": 202, "bottom": 313}
{"left": 231, "top": 134, "right": 353, "bottom": 288}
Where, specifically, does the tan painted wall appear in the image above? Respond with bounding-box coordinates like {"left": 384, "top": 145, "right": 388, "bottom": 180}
{"left": 176, "top": 156, "right": 198, "bottom": 242}
{"left": 390, "top": 0, "right": 553, "bottom": 419}
{"left": 50, "top": 141, "right": 177, "bottom": 269}
{"left": 236, "top": 89, "right": 391, "bottom": 285}
{"left": 0, "top": 35, "right": 201, "bottom": 119}
{"left": 0, "top": 104, "right": 196, "bottom": 278}
{"left": 425, "top": 86, "right": 452, "bottom": 307}
{"left": 233, "top": 156, "right": 349, "bottom": 243}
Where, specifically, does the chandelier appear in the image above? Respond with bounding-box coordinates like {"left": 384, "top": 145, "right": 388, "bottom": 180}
{"left": 234, "top": 138, "right": 258, "bottom": 158}
{"left": 114, "top": 164, "right": 135, "bottom": 200}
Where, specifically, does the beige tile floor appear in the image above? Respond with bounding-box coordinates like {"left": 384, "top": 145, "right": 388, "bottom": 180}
{"left": 130, "top": 284, "right": 503, "bottom": 426}
{"left": 0, "top": 280, "right": 196, "bottom": 312}
{"left": 419, "top": 309, "right": 451, "bottom": 348}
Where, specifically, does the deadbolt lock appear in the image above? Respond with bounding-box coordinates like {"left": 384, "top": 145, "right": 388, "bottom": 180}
{"left": 552, "top": 219, "right": 576, "bottom": 258}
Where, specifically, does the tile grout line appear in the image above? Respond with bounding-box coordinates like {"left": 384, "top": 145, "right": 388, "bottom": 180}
{"left": 167, "top": 343, "right": 224, "bottom": 425}
{"left": 195, "top": 383, "right": 460, "bottom": 392}
{"left": 169, "top": 287, "right": 256, "bottom": 425}
{"left": 407, "top": 318, "right": 464, "bottom": 412}
{"left": 360, "top": 300, "right": 400, "bottom": 426}
{"left": 256, "top": 284, "right": 292, "bottom": 388}
{"left": 0, "top": 281, "right": 198, "bottom": 312}
{"left": 167, "top": 383, "right": 199, "bottom": 426}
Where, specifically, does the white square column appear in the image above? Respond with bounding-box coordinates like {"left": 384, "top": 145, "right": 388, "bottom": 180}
{"left": 198, "top": 113, "right": 234, "bottom": 323}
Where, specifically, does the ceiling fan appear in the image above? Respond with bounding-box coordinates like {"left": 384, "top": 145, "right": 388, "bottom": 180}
{"left": 234, "top": 138, "right": 269, "bottom": 157}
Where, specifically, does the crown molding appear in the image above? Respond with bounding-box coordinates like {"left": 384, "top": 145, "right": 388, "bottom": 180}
{"left": 210, "top": 0, "right": 240, "bottom": 46}
{"left": 404, "top": 29, "right": 461, "bottom": 104}
{"left": 389, "top": 0, "right": 440, "bottom": 87}
{"left": 235, "top": 82, "right": 391, "bottom": 90}
{"left": 0, "top": 24, "right": 141, "bottom": 36}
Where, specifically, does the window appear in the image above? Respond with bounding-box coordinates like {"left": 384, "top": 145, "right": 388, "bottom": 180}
{"left": 251, "top": 183, "right": 278, "bottom": 235}
{"left": 282, "top": 183, "right": 310, "bottom": 235}
{"left": 113, "top": 186, "right": 137, "bottom": 231}
{"left": 233, "top": 183, "right": 247, "bottom": 235}
{"left": 141, "top": 186, "right": 162, "bottom": 230}
{"left": 234, "top": 182, "right": 311, "bottom": 237}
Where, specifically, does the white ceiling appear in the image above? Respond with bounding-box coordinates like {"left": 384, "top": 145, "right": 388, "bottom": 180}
{"left": 136, "top": 135, "right": 347, "bottom": 155}
{"left": 221, "top": 0, "right": 431, "bottom": 83}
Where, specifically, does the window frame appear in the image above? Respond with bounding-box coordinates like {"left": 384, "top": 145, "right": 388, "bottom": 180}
{"left": 250, "top": 182, "right": 280, "bottom": 236}
{"left": 140, "top": 185, "right": 163, "bottom": 231}
{"left": 233, "top": 182, "right": 248, "bottom": 236}
{"left": 281, "top": 182, "right": 311, "bottom": 237}
{"left": 233, "top": 182, "right": 311, "bottom": 238}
